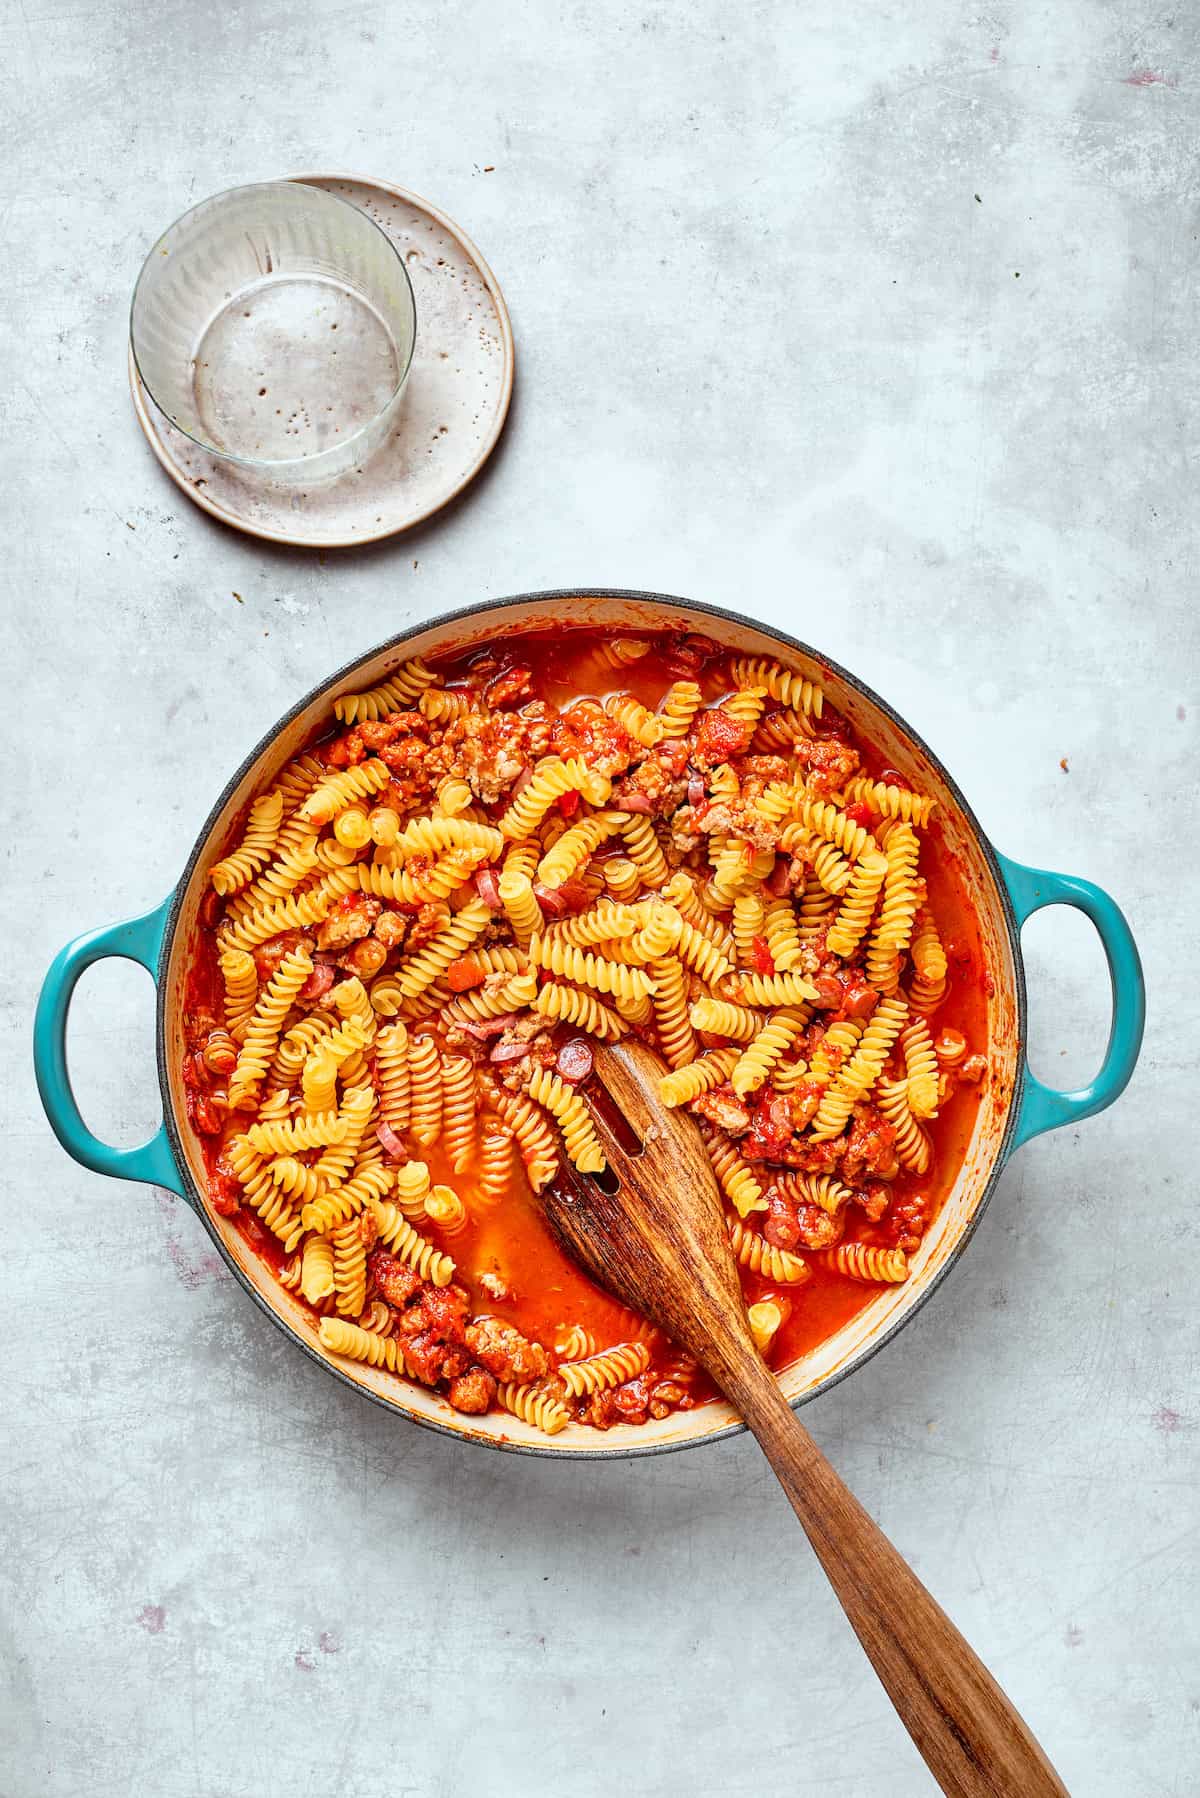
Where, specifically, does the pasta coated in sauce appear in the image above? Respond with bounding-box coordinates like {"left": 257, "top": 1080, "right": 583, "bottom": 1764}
{"left": 182, "top": 629, "right": 987, "bottom": 1434}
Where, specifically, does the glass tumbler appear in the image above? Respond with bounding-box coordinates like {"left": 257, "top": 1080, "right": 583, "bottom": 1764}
{"left": 130, "top": 181, "right": 416, "bottom": 483}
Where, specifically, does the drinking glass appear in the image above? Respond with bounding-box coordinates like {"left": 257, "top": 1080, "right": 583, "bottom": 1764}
{"left": 131, "top": 181, "right": 416, "bottom": 483}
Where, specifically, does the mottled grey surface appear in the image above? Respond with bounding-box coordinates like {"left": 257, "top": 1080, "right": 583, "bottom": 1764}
{"left": 2, "top": 3, "right": 1195, "bottom": 1794}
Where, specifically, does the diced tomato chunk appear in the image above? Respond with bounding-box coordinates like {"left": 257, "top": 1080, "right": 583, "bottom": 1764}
{"left": 749, "top": 935, "right": 776, "bottom": 976}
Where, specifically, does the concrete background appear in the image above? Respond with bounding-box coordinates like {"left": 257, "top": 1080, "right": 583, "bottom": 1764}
{"left": 2, "top": 2, "right": 1195, "bottom": 1794}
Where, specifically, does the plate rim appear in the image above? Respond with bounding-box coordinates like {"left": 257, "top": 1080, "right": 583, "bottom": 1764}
{"left": 127, "top": 170, "right": 516, "bottom": 550}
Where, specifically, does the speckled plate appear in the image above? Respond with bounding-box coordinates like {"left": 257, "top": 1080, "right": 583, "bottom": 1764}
{"left": 129, "top": 173, "right": 514, "bottom": 548}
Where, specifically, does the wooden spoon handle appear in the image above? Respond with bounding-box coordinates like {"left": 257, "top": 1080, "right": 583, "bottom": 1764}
{"left": 734, "top": 1362, "right": 1069, "bottom": 1798}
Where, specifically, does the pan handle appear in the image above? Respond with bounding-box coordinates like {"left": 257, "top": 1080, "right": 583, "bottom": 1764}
{"left": 997, "top": 852, "right": 1145, "bottom": 1153}
{"left": 33, "top": 898, "right": 187, "bottom": 1198}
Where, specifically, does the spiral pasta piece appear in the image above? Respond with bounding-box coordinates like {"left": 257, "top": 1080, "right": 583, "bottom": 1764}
{"left": 209, "top": 791, "right": 285, "bottom": 896}
{"left": 331, "top": 978, "right": 375, "bottom": 1041}
{"left": 301, "top": 1164, "right": 391, "bottom": 1235}
{"left": 659, "top": 874, "right": 720, "bottom": 945}
{"left": 219, "top": 948, "right": 259, "bottom": 1041}
{"left": 727, "top": 970, "right": 818, "bottom": 1008}
{"left": 333, "top": 658, "right": 438, "bottom": 724}
{"left": 526, "top": 1068, "right": 606, "bottom": 1173}
{"left": 656, "top": 679, "right": 703, "bottom": 740}
{"left": 330, "top": 1217, "right": 368, "bottom": 1317}
{"left": 796, "top": 874, "right": 839, "bottom": 941}
{"left": 223, "top": 942, "right": 309, "bottom": 1107}
{"left": 824, "top": 851, "right": 888, "bottom": 961}
{"left": 650, "top": 955, "right": 698, "bottom": 1069}
{"left": 732, "top": 892, "right": 767, "bottom": 962}
{"left": 555, "top": 1324, "right": 598, "bottom": 1362}
{"left": 201, "top": 1028, "right": 238, "bottom": 1077}
{"left": 433, "top": 776, "right": 475, "bottom": 817}
{"left": 900, "top": 1017, "right": 940, "bottom": 1119}
{"left": 934, "top": 1027, "right": 967, "bottom": 1069}
{"left": 865, "top": 822, "right": 920, "bottom": 993}
{"left": 807, "top": 1019, "right": 864, "bottom": 1083}
{"left": 492, "top": 1091, "right": 560, "bottom": 1191}
{"left": 591, "top": 636, "right": 650, "bottom": 672}
{"left": 754, "top": 780, "right": 802, "bottom": 831}
{"left": 499, "top": 757, "right": 611, "bottom": 840}
{"left": 300, "top": 1018, "right": 368, "bottom": 1115}
{"left": 689, "top": 996, "right": 765, "bottom": 1042}
{"left": 392, "top": 1159, "right": 433, "bottom": 1218}
{"left": 369, "top": 1195, "right": 457, "bottom": 1285}
{"left": 560, "top": 1341, "right": 651, "bottom": 1397}
{"left": 424, "top": 1182, "right": 469, "bottom": 1237}
{"left": 875, "top": 1077, "right": 932, "bottom": 1174}
{"left": 731, "top": 1008, "right": 809, "bottom": 1098}
{"left": 698, "top": 1122, "right": 766, "bottom": 1217}
{"left": 821, "top": 1244, "right": 910, "bottom": 1284}
{"left": 393, "top": 898, "right": 492, "bottom": 1001}
{"left": 272, "top": 752, "right": 327, "bottom": 815}
{"left": 907, "top": 910, "right": 949, "bottom": 1013}
{"left": 444, "top": 971, "right": 539, "bottom": 1026}
{"left": 441, "top": 1057, "right": 478, "bottom": 1173}
{"left": 711, "top": 840, "right": 774, "bottom": 907}
{"left": 372, "top": 1022, "right": 411, "bottom": 1135}
{"left": 498, "top": 1381, "right": 571, "bottom": 1435}
{"left": 469, "top": 945, "right": 531, "bottom": 978}
{"left": 747, "top": 1299, "right": 785, "bottom": 1357}
{"left": 603, "top": 856, "right": 643, "bottom": 903}
{"left": 728, "top": 657, "right": 824, "bottom": 718}
{"left": 407, "top": 1034, "right": 443, "bottom": 1148}
{"left": 298, "top": 759, "right": 391, "bottom": 827}
{"left": 269, "top": 1156, "right": 324, "bottom": 1205}
{"left": 228, "top": 836, "right": 319, "bottom": 922}
{"left": 393, "top": 814, "right": 505, "bottom": 862}
{"left": 728, "top": 1219, "right": 811, "bottom": 1285}
{"left": 774, "top": 1172, "right": 858, "bottom": 1216}
{"left": 842, "top": 776, "right": 935, "bottom": 828}
{"left": 754, "top": 708, "right": 816, "bottom": 751}
{"left": 368, "top": 805, "right": 401, "bottom": 847}
{"left": 626, "top": 901, "right": 682, "bottom": 962}
{"left": 811, "top": 996, "right": 908, "bottom": 1139}
{"left": 527, "top": 934, "right": 656, "bottom": 1002}
{"left": 762, "top": 897, "right": 804, "bottom": 972}
{"left": 721, "top": 687, "right": 769, "bottom": 734}
{"left": 497, "top": 839, "right": 542, "bottom": 945}
{"left": 226, "top": 1136, "right": 305, "bottom": 1249}
{"left": 301, "top": 1234, "right": 336, "bottom": 1304}
{"left": 532, "top": 981, "right": 627, "bottom": 1041}
{"left": 246, "top": 1111, "right": 348, "bottom": 1155}
{"left": 320, "top": 1315, "right": 417, "bottom": 1374}
{"left": 311, "top": 1084, "right": 377, "bottom": 1189}
{"left": 779, "top": 826, "right": 852, "bottom": 898}
{"left": 218, "top": 888, "right": 333, "bottom": 953}
{"left": 358, "top": 851, "right": 484, "bottom": 905}
{"left": 618, "top": 813, "right": 669, "bottom": 888}
{"left": 475, "top": 1124, "right": 516, "bottom": 1209}
{"left": 793, "top": 798, "right": 877, "bottom": 864}
{"left": 658, "top": 1046, "right": 739, "bottom": 1108}
{"left": 611, "top": 988, "right": 654, "bottom": 1028}
{"left": 332, "top": 805, "right": 370, "bottom": 851}
{"left": 544, "top": 901, "right": 642, "bottom": 947}
{"left": 660, "top": 916, "right": 730, "bottom": 989}
{"left": 604, "top": 693, "right": 664, "bottom": 748}
{"left": 419, "top": 686, "right": 481, "bottom": 723}
{"left": 257, "top": 1087, "right": 292, "bottom": 1125}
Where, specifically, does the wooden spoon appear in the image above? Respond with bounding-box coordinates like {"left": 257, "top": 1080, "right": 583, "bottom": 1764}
{"left": 539, "top": 1040, "right": 1068, "bottom": 1798}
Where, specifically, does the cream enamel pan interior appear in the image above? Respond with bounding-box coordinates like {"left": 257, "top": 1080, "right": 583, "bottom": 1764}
{"left": 153, "top": 591, "right": 1023, "bottom": 1455}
